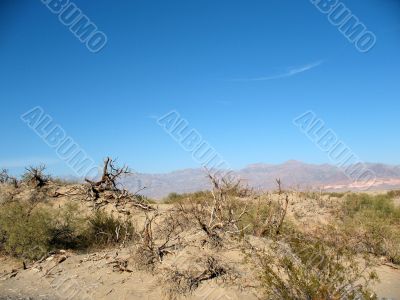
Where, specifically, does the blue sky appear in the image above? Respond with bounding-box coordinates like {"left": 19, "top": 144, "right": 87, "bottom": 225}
{"left": 1, "top": 0, "right": 400, "bottom": 176}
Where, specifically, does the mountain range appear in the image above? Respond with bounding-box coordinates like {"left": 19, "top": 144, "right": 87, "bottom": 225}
{"left": 120, "top": 160, "right": 400, "bottom": 199}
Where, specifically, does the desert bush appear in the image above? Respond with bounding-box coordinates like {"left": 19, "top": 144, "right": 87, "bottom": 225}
{"left": 21, "top": 164, "right": 50, "bottom": 188}
{"left": 134, "top": 194, "right": 157, "bottom": 204}
{"left": 49, "top": 202, "right": 88, "bottom": 249}
{"left": 323, "top": 191, "right": 347, "bottom": 198}
{"left": 26, "top": 189, "right": 49, "bottom": 207}
{"left": 0, "top": 169, "right": 18, "bottom": 187}
{"left": 340, "top": 193, "right": 400, "bottom": 264}
{"left": 175, "top": 198, "right": 239, "bottom": 248}
{"left": 164, "top": 256, "right": 232, "bottom": 299}
{"left": 387, "top": 190, "right": 400, "bottom": 198}
{"left": 81, "top": 158, "right": 155, "bottom": 212}
{"left": 51, "top": 177, "right": 82, "bottom": 185}
{"left": 0, "top": 198, "right": 136, "bottom": 260}
{"left": 133, "top": 213, "right": 160, "bottom": 271}
{"left": 237, "top": 197, "right": 291, "bottom": 238}
{"left": 0, "top": 201, "right": 88, "bottom": 259}
{"left": 297, "top": 190, "right": 337, "bottom": 209}
{"left": 251, "top": 233, "right": 378, "bottom": 300}
{"left": 168, "top": 176, "right": 251, "bottom": 248}
{"left": 133, "top": 212, "right": 184, "bottom": 272}
{"left": 0, "top": 169, "right": 10, "bottom": 183}
{"left": 341, "top": 211, "right": 400, "bottom": 264}
{"left": 0, "top": 186, "right": 17, "bottom": 205}
{"left": 160, "top": 176, "right": 250, "bottom": 238}
{"left": 171, "top": 177, "right": 290, "bottom": 248}
{"left": 162, "top": 175, "right": 251, "bottom": 205}
{"left": 163, "top": 192, "right": 183, "bottom": 204}
{"left": 298, "top": 191, "right": 322, "bottom": 200}
{"left": 133, "top": 176, "right": 253, "bottom": 273}
{"left": 342, "top": 193, "right": 400, "bottom": 218}
{"left": 163, "top": 191, "right": 212, "bottom": 204}
{"left": 84, "top": 157, "right": 131, "bottom": 200}
{"left": 85, "top": 210, "right": 136, "bottom": 247}
{"left": 0, "top": 201, "right": 54, "bottom": 260}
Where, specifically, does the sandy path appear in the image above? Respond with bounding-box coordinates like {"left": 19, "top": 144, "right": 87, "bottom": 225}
{"left": 374, "top": 264, "right": 400, "bottom": 299}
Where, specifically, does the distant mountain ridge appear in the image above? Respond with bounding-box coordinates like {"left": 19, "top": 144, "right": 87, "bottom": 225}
{"left": 120, "top": 161, "right": 400, "bottom": 199}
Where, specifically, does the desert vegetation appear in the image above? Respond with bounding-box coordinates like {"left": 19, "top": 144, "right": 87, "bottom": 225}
{"left": 338, "top": 193, "right": 400, "bottom": 264}
{"left": 0, "top": 160, "right": 399, "bottom": 299}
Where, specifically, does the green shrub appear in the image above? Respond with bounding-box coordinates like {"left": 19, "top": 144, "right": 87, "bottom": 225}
{"left": 133, "top": 194, "right": 157, "bottom": 204}
{"left": 340, "top": 193, "right": 400, "bottom": 264}
{"left": 163, "top": 191, "right": 212, "bottom": 204}
{"left": 0, "top": 199, "right": 136, "bottom": 260}
{"left": 343, "top": 193, "right": 400, "bottom": 219}
{"left": 255, "top": 234, "right": 378, "bottom": 300}
{"left": 0, "top": 201, "right": 53, "bottom": 260}
{"left": 323, "top": 191, "right": 347, "bottom": 198}
{"left": 85, "top": 210, "right": 136, "bottom": 247}
{"left": 237, "top": 201, "right": 274, "bottom": 236}
{"left": 235, "top": 198, "right": 292, "bottom": 238}
{"left": 49, "top": 202, "right": 87, "bottom": 250}
{"left": 387, "top": 190, "right": 400, "bottom": 198}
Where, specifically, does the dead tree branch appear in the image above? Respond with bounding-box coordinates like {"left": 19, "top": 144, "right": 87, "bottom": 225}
{"left": 22, "top": 165, "right": 49, "bottom": 188}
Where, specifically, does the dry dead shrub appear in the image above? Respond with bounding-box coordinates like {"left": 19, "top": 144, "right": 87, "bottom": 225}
{"left": 51, "top": 157, "right": 155, "bottom": 214}
{"left": 0, "top": 169, "right": 18, "bottom": 187}
{"left": 133, "top": 212, "right": 185, "bottom": 272}
{"left": 163, "top": 256, "right": 235, "bottom": 299}
{"left": 169, "top": 176, "right": 292, "bottom": 250}
{"left": 21, "top": 164, "right": 50, "bottom": 188}
{"left": 175, "top": 200, "right": 224, "bottom": 248}
{"left": 82, "top": 157, "right": 155, "bottom": 212}
{"left": 131, "top": 172, "right": 251, "bottom": 273}
{"left": 0, "top": 169, "right": 10, "bottom": 183}
{"left": 170, "top": 173, "right": 253, "bottom": 248}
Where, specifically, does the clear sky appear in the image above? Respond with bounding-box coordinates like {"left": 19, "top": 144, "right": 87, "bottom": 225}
{"left": 1, "top": 0, "right": 400, "bottom": 176}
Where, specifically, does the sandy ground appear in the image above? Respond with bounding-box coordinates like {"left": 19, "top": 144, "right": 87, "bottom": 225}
{"left": 373, "top": 264, "right": 400, "bottom": 299}
{"left": 0, "top": 248, "right": 257, "bottom": 300}
{"left": 1, "top": 253, "right": 399, "bottom": 299}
